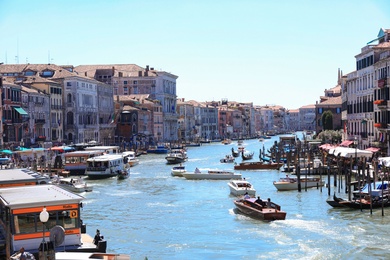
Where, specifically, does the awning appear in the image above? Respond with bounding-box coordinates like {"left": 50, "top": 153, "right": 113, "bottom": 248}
{"left": 365, "top": 147, "right": 380, "bottom": 153}
{"left": 339, "top": 140, "right": 354, "bottom": 147}
{"left": 13, "top": 107, "right": 28, "bottom": 115}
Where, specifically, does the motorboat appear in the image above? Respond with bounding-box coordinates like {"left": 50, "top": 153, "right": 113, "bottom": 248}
{"left": 233, "top": 197, "right": 286, "bottom": 221}
{"left": 147, "top": 145, "right": 169, "bottom": 154}
{"left": 86, "top": 154, "right": 128, "bottom": 179}
{"left": 122, "top": 151, "right": 140, "bottom": 167}
{"left": 222, "top": 139, "right": 232, "bottom": 145}
{"left": 234, "top": 161, "right": 282, "bottom": 171}
{"left": 165, "top": 149, "right": 188, "bottom": 164}
{"left": 54, "top": 177, "right": 93, "bottom": 193}
{"left": 182, "top": 169, "right": 242, "bottom": 180}
{"left": 171, "top": 165, "right": 186, "bottom": 177}
{"left": 273, "top": 176, "right": 324, "bottom": 191}
{"left": 228, "top": 179, "right": 256, "bottom": 196}
{"left": 220, "top": 155, "right": 235, "bottom": 163}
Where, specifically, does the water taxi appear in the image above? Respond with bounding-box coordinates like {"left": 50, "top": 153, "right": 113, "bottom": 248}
{"left": 85, "top": 154, "right": 128, "bottom": 179}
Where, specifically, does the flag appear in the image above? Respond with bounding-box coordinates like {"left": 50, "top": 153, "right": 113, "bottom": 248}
{"left": 110, "top": 113, "right": 116, "bottom": 124}
{"left": 380, "top": 132, "right": 385, "bottom": 142}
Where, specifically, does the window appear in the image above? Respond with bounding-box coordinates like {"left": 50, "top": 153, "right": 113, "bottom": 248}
{"left": 124, "top": 81, "right": 128, "bottom": 85}
{"left": 318, "top": 108, "right": 323, "bottom": 114}
{"left": 336, "top": 108, "right": 341, "bottom": 113}
{"left": 41, "top": 70, "right": 54, "bottom": 77}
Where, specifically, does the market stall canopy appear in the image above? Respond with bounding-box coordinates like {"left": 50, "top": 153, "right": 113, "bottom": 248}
{"left": 365, "top": 147, "right": 380, "bottom": 153}
{"left": 339, "top": 140, "right": 354, "bottom": 147}
{"left": 319, "top": 144, "right": 337, "bottom": 151}
{"left": 328, "top": 147, "right": 373, "bottom": 158}
{"left": 49, "top": 146, "right": 75, "bottom": 152}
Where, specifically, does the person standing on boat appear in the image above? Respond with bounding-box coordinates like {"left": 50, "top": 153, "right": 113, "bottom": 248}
{"left": 267, "top": 198, "right": 272, "bottom": 208}
{"left": 244, "top": 192, "right": 250, "bottom": 199}
{"left": 93, "top": 229, "right": 102, "bottom": 246}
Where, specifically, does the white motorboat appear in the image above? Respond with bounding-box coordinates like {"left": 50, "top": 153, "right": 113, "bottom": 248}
{"left": 182, "top": 169, "right": 242, "bottom": 180}
{"left": 273, "top": 176, "right": 325, "bottom": 191}
{"left": 228, "top": 179, "right": 256, "bottom": 196}
{"left": 55, "top": 177, "right": 93, "bottom": 193}
{"left": 165, "top": 149, "right": 188, "bottom": 164}
{"left": 171, "top": 165, "right": 186, "bottom": 177}
{"left": 122, "top": 151, "right": 140, "bottom": 167}
{"left": 86, "top": 154, "right": 128, "bottom": 179}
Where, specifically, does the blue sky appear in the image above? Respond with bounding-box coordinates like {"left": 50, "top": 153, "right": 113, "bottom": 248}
{"left": 1, "top": 0, "right": 389, "bottom": 109}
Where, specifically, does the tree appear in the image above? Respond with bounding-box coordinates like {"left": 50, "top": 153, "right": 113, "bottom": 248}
{"left": 321, "top": 110, "right": 333, "bottom": 130}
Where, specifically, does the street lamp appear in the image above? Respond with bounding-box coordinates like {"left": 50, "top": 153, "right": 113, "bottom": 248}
{"left": 39, "top": 207, "right": 49, "bottom": 259}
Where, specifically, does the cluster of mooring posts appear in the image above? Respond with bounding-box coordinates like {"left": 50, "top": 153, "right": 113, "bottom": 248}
{"left": 266, "top": 137, "right": 387, "bottom": 216}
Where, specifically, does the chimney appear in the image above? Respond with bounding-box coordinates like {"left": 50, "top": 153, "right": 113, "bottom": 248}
{"left": 146, "top": 65, "right": 149, "bottom": 71}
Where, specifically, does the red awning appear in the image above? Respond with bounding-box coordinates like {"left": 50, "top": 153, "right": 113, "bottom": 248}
{"left": 339, "top": 140, "right": 354, "bottom": 147}
{"left": 365, "top": 147, "right": 380, "bottom": 153}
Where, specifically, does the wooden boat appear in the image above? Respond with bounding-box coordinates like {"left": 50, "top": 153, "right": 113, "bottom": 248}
{"left": 222, "top": 139, "right": 232, "bottom": 145}
{"left": 231, "top": 148, "right": 240, "bottom": 158}
{"left": 228, "top": 179, "right": 256, "bottom": 196}
{"left": 233, "top": 197, "right": 286, "bottom": 221}
{"left": 171, "top": 165, "right": 186, "bottom": 177}
{"left": 241, "top": 150, "right": 254, "bottom": 160}
{"left": 165, "top": 149, "right": 188, "bottom": 164}
{"left": 234, "top": 161, "right": 282, "bottom": 171}
{"left": 273, "top": 176, "right": 324, "bottom": 191}
{"left": 54, "top": 177, "right": 93, "bottom": 193}
{"left": 117, "top": 169, "right": 130, "bottom": 180}
{"left": 182, "top": 169, "right": 242, "bottom": 180}
{"left": 326, "top": 193, "right": 347, "bottom": 208}
{"left": 220, "top": 155, "right": 235, "bottom": 163}
{"left": 334, "top": 194, "right": 390, "bottom": 209}
{"left": 86, "top": 154, "right": 128, "bottom": 179}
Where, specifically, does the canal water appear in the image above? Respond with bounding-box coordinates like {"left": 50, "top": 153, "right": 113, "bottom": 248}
{"left": 80, "top": 135, "right": 390, "bottom": 260}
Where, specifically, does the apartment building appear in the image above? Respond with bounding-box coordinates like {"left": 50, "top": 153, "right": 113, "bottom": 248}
{"left": 75, "top": 64, "right": 179, "bottom": 142}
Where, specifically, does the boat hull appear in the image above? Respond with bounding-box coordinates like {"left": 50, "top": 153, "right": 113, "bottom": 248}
{"left": 234, "top": 162, "right": 282, "bottom": 170}
{"left": 233, "top": 200, "right": 286, "bottom": 221}
{"left": 182, "top": 171, "right": 242, "bottom": 180}
{"left": 273, "top": 178, "right": 324, "bottom": 191}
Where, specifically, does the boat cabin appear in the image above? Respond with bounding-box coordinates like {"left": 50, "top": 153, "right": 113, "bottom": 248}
{"left": 64, "top": 151, "right": 104, "bottom": 174}
{"left": 0, "top": 168, "right": 50, "bottom": 187}
{"left": 84, "top": 146, "right": 120, "bottom": 154}
{"left": 0, "top": 185, "right": 88, "bottom": 256}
